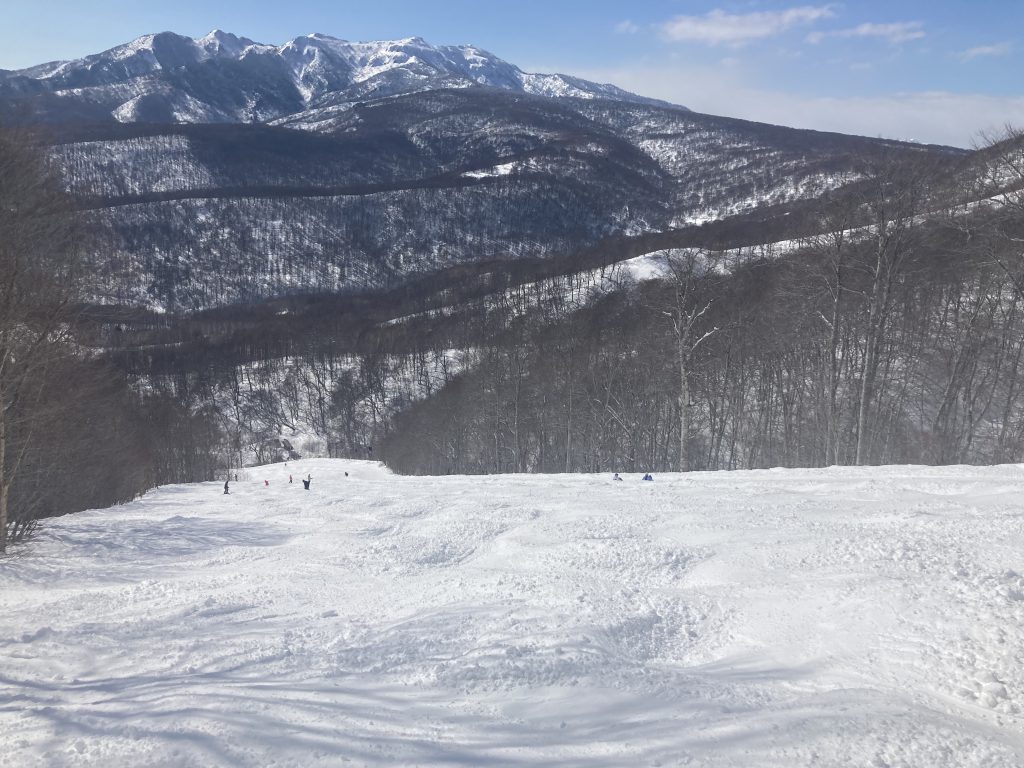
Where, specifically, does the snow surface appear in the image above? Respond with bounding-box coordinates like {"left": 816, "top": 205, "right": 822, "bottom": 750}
{"left": 461, "top": 161, "right": 518, "bottom": 179}
{"left": 2, "top": 460, "right": 1024, "bottom": 766}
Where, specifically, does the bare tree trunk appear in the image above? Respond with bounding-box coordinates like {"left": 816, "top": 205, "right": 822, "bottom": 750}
{"left": 997, "top": 334, "right": 1024, "bottom": 461}
{"left": 855, "top": 307, "right": 881, "bottom": 465}
{"left": 678, "top": 337, "right": 690, "bottom": 473}
{"left": 0, "top": 401, "right": 7, "bottom": 554}
{"left": 565, "top": 354, "right": 573, "bottom": 473}
{"left": 825, "top": 284, "right": 843, "bottom": 465}
{"left": 856, "top": 242, "right": 899, "bottom": 465}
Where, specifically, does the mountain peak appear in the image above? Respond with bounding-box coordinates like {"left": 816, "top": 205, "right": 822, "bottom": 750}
{"left": 197, "top": 29, "right": 254, "bottom": 56}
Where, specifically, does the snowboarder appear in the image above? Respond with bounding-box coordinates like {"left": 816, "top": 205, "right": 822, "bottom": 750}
{"left": 613, "top": 473, "right": 622, "bottom": 481}
{"left": 223, "top": 480, "right": 230, "bottom": 495}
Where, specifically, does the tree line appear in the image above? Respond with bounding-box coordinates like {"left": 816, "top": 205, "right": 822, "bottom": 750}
{"left": 379, "top": 136, "right": 1024, "bottom": 475}
{"left": 0, "top": 126, "right": 224, "bottom": 552}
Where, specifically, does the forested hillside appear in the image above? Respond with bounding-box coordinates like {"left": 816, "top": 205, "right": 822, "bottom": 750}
{"left": 0, "top": 126, "right": 230, "bottom": 553}
{"left": 73, "top": 133, "right": 1024, "bottom": 484}
{"left": 380, "top": 139, "right": 1024, "bottom": 473}
{"left": 42, "top": 88, "right": 952, "bottom": 312}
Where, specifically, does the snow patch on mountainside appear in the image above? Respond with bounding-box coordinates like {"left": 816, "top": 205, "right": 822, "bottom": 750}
{"left": 519, "top": 72, "right": 650, "bottom": 103}
{"left": 462, "top": 161, "right": 518, "bottom": 179}
{"left": 112, "top": 91, "right": 226, "bottom": 123}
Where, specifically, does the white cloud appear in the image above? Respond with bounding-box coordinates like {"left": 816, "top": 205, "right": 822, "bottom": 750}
{"left": 659, "top": 6, "right": 834, "bottom": 47}
{"left": 569, "top": 63, "right": 1024, "bottom": 147}
{"left": 957, "top": 42, "right": 1012, "bottom": 62}
{"left": 615, "top": 20, "right": 640, "bottom": 35}
{"left": 807, "top": 21, "right": 925, "bottom": 45}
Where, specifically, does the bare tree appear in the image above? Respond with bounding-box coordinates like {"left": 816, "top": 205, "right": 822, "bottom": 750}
{"left": 973, "top": 126, "right": 1024, "bottom": 294}
{"left": 0, "top": 125, "right": 84, "bottom": 552}
{"left": 849, "top": 156, "right": 934, "bottom": 465}
{"left": 803, "top": 198, "right": 857, "bottom": 465}
{"left": 660, "top": 250, "right": 722, "bottom": 472}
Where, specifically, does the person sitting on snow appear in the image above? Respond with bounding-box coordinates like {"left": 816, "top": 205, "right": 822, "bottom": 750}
{"left": 642, "top": 473, "right": 653, "bottom": 481}
{"left": 613, "top": 473, "right": 623, "bottom": 481}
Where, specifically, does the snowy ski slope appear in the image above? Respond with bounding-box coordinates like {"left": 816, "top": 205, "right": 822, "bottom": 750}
{"left": 2, "top": 460, "right": 1023, "bottom": 766}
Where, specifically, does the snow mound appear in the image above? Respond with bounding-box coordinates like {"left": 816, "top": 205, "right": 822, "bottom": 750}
{"left": 2, "top": 460, "right": 1023, "bottom": 766}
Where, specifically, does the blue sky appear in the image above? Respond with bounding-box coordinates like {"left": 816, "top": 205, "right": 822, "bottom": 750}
{"left": 3, "top": 1, "right": 1023, "bottom": 146}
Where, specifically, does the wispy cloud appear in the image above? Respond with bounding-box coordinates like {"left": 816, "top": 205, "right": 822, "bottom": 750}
{"left": 807, "top": 21, "right": 925, "bottom": 45}
{"left": 615, "top": 20, "right": 640, "bottom": 35}
{"left": 569, "top": 63, "right": 1024, "bottom": 147}
{"left": 659, "top": 6, "right": 834, "bottom": 47}
{"left": 957, "top": 42, "right": 1012, "bottom": 61}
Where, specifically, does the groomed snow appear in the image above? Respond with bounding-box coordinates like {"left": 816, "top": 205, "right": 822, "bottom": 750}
{"left": 2, "top": 460, "right": 1023, "bottom": 766}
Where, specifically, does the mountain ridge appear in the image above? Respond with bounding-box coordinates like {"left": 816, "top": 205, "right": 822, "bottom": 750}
{"left": 0, "top": 30, "right": 676, "bottom": 125}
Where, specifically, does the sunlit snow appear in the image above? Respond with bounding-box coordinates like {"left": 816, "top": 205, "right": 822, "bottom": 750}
{"left": 2, "top": 460, "right": 1022, "bottom": 766}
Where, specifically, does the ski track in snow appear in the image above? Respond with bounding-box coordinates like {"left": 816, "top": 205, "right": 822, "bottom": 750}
{"left": 2, "top": 460, "right": 1024, "bottom": 767}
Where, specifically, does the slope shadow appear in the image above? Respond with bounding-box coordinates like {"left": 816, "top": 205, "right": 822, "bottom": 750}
{"left": 1, "top": 516, "right": 288, "bottom": 586}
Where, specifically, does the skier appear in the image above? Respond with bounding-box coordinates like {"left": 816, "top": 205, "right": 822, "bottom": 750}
{"left": 265, "top": 479, "right": 269, "bottom": 487}
{"left": 302, "top": 474, "right": 311, "bottom": 490}
{"left": 289, "top": 474, "right": 293, "bottom": 483}
{"left": 223, "top": 479, "right": 230, "bottom": 495}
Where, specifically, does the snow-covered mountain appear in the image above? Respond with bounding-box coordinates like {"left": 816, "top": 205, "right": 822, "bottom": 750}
{"left": 0, "top": 30, "right": 671, "bottom": 124}
{"left": 1, "top": 31, "right": 965, "bottom": 312}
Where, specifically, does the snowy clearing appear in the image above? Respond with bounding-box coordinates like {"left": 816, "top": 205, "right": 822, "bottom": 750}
{"left": 2, "top": 460, "right": 1024, "bottom": 767}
